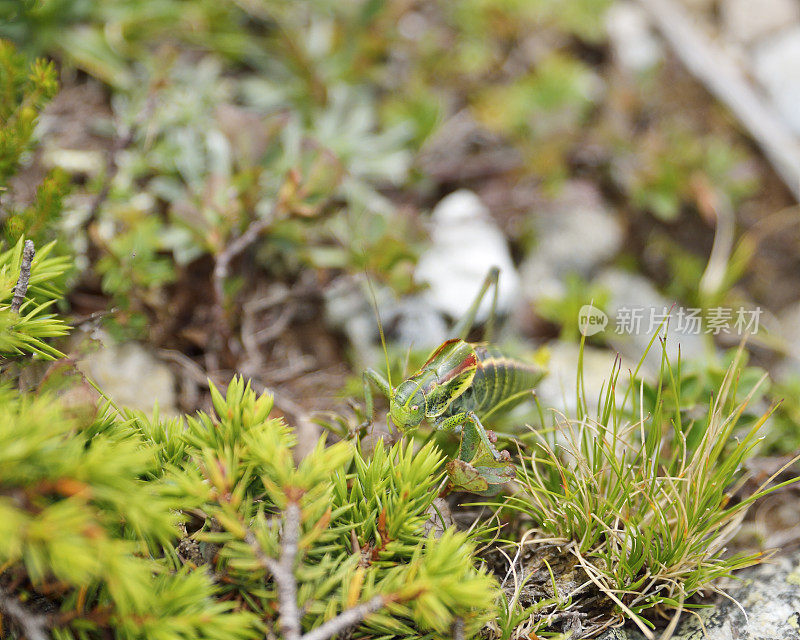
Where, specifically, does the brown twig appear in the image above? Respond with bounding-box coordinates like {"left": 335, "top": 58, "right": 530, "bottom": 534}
{"left": 213, "top": 214, "right": 276, "bottom": 317}
{"left": 11, "top": 240, "right": 35, "bottom": 313}
{"left": 0, "top": 586, "right": 49, "bottom": 640}
{"left": 636, "top": 0, "right": 800, "bottom": 201}
{"left": 209, "top": 211, "right": 277, "bottom": 368}
{"left": 157, "top": 349, "right": 307, "bottom": 420}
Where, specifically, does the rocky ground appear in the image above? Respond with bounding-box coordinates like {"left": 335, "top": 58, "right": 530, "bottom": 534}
{"left": 600, "top": 552, "right": 800, "bottom": 639}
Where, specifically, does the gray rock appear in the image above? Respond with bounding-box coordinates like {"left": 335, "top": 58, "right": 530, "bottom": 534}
{"left": 416, "top": 190, "right": 520, "bottom": 323}
{"left": 770, "top": 302, "right": 800, "bottom": 383}
{"left": 323, "top": 276, "right": 390, "bottom": 367}
{"left": 76, "top": 332, "right": 178, "bottom": 415}
{"left": 606, "top": 1, "right": 663, "bottom": 73}
{"left": 597, "top": 268, "right": 706, "bottom": 373}
{"left": 599, "top": 554, "right": 800, "bottom": 640}
{"left": 723, "top": 0, "right": 800, "bottom": 44}
{"left": 778, "top": 301, "right": 800, "bottom": 361}
{"left": 754, "top": 27, "right": 800, "bottom": 135}
{"left": 520, "top": 181, "right": 623, "bottom": 304}
{"left": 42, "top": 148, "right": 105, "bottom": 177}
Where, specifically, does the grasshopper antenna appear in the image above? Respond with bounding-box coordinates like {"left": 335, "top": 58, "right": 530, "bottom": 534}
{"left": 364, "top": 269, "right": 392, "bottom": 391}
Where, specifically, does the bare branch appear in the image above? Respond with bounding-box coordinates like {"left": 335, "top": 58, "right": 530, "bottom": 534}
{"left": 87, "top": 92, "right": 158, "bottom": 225}
{"left": 243, "top": 501, "right": 302, "bottom": 640}
{"left": 0, "top": 586, "right": 50, "bottom": 640}
{"left": 11, "top": 240, "right": 35, "bottom": 313}
{"left": 452, "top": 616, "right": 465, "bottom": 640}
{"left": 636, "top": 0, "right": 800, "bottom": 201}
{"left": 300, "top": 595, "right": 387, "bottom": 640}
{"left": 209, "top": 210, "right": 278, "bottom": 366}
{"left": 275, "top": 500, "right": 303, "bottom": 640}
{"left": 155, "top": 352, "right": 318, "bottom": 459}
{"left": 213, "top": 214, "right": 275, "bottom": 314}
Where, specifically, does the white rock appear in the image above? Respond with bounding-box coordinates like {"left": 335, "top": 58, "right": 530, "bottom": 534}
{"left": 42, "top": 148, "right": 105, "bottom": 176}
{"left": 520, "top": 181, "right": 623, "bottom": 304}
{"left": 392, "top": 295, "right": 449, "bottom": 349}
{"left": 754, "top": 27, "right": 800, "bottom": 135}
{"left": 416, "top": 190, "right": 520, "bottom": 323}
{"left": 605, "top": 1, "right": 663, "bottom": 73}
{"left": 723, "top": 0, "right": 800, "bottom": 44}
{"left": 535, "top": 340, "right": 622, "bottom": 416}
{"left": 77, "top": 333, "right": 178, "bottom": 415}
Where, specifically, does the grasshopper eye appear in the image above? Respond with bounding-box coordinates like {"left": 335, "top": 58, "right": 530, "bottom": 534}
{"left": 411, "top": 404, "right": 419, "bottom": 411}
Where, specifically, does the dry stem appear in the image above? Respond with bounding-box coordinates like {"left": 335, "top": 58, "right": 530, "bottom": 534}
{"left": 301, "top": 596, "right": 387, "bottom": 640}
{"left": 213, "top": 215, "right": 275, "bottom": 316}
{"left": 452, "top": 616, "right": 465, "bottom": 640}
{"left": 11, "top": 240, "right": 35, "bottom": 313}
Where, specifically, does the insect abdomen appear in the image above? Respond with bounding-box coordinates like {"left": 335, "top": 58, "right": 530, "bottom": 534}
{"left": 466, "top": 345, "right": 543, "bottom": 417}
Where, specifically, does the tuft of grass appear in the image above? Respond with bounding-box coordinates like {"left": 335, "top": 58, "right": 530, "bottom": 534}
{"left": 505, "top": 336, "right": 800, "bottom": 638}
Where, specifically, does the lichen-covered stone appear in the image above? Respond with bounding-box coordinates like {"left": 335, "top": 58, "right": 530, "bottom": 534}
{"left": 599, "top": 554, "right": 800, "bottom": 640}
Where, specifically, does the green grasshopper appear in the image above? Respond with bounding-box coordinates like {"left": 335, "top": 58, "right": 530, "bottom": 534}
{"left": 363, "top": 267, "right": 546, "bottom": 496}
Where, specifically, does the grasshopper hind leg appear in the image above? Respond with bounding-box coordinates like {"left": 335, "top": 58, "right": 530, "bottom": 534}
{"left": 443, "top": 410, "right": 515, "bottom": 495}
{"left": 462, "top": 411, "right": 511, "bottom": 463}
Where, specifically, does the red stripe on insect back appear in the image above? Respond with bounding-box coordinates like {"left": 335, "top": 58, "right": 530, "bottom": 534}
{"left": 439, "top": 352, "right": 478, "bottom": 386}
{"left": 423, "top": 338, "right": 462, "bottom": 367}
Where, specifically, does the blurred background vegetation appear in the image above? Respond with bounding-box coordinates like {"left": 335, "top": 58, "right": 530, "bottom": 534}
{"left": 2, "top": 0, "right": 800, "bottom": 443}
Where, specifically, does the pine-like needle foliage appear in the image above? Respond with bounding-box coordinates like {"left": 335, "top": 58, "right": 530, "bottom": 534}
{"left": 1, "top": 41, "right": 72, "bottom": 360}
{"left": 157, "top": 377, "right": 498, "bottom": 640}
{"left": 0, "top": 237, "right": 71, "bottom": 359}
{"left": 0, "top": 376, "right": 498, "bottom": 640}
{"left": 0, "top": 386, "right": 256, "bottom": 640}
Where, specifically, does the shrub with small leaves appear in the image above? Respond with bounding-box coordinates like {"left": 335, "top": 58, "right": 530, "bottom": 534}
{"left": 0, "top": 41, "right": 72, "bottom": 363}
{"left": 0, "top": 39, "right": 69, "bottom": 248}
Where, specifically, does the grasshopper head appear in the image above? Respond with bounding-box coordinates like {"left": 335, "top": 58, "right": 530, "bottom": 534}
{"left": 389, "top": 379, "right": 426, "bottom": 431}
